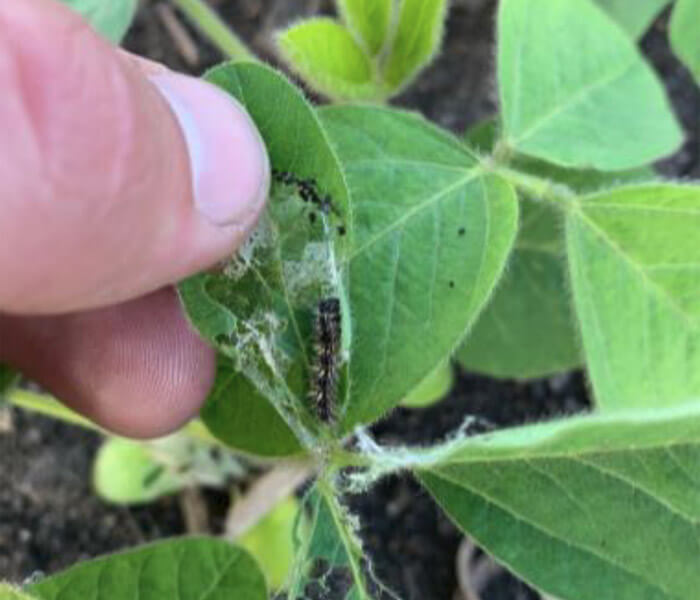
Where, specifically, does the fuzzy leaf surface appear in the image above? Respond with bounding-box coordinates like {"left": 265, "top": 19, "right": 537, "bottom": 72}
{"left": 567, "top": 183, "right": 700, "bottom": 411}
{"left": 277, "top": 19, "right": 378, "bottom": 101}
{"left": 498, "top": 0, "right": 682, "bottom": 169}
{"left": 179, "top": 63, "right": 351, "bottom": 449}
{"left": 93, "top": 438, "right": 182, "bottom": 505}
{"left": 59, "top": 0, "right": 137, "bottom": 42}
{"left": 383, "top": 0, "right": 449, "bottom": 91}
{"left": 670, "top": 0, "right": 700, "bottom": 82}
{"left": 29, "top": 538, "right": 267, "bottom": 600}
{"left": 593, "top": 0, "right": 670, "bottom": 38}
{"left": 418, "top": 404, "right": 700, "bottom": 600}
{"left": 459, "top": 119, "right": 654, "bottom": 379}
{"left": 320, "top": 106, "right": 518, "bottom": 430}
{"left": 457, "top": 198, "right": 580, "bottom": 378}
{"left": 337, "top": 0, "right": 393, "bottom": 55}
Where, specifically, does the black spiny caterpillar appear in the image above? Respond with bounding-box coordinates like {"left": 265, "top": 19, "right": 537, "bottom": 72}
{"left": 310, "top": 297, "right": 342, "bottom": 424}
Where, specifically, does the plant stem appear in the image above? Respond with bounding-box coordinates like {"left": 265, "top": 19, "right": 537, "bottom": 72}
{"left": 493, "top": 165, "right": 576, "bottom": 207}
{"left": 6, "top": 388, "right": 221, "bottom": 446}
{"left": 329, "top": 448, "right": 375, "bottom": 470}
{"left": 8, "top": 388, "right": 97, "bottom": 429}
{"left": 317, "top": 477, "right": 372, "bottom": 599}
{"left": 169, "top": 0, "right": 257, "bottom": 62}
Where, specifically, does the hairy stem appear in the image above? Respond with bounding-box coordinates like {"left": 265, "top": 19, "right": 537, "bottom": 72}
{"left": 170, "top": 0, "right": 257, "bottom": 62}
{"left": 493, "top": 165, "right": 576, "bottom": 207}
{"left": 317, "top": 476, "right": 372, "bottom": 599}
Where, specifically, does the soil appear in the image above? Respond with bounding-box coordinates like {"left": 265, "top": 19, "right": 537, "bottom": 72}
{"left": 1, "top": 1, "right": 698, "bottom": 599}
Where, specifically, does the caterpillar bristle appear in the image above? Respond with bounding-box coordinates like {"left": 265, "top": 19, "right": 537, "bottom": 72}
{"left": 310, "top": 297, "right": 341, "bottom": 424}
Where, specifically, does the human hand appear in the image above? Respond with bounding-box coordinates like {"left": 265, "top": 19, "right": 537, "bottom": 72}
{"left": 0, "top": 0, "right": 269, "bottom": 437}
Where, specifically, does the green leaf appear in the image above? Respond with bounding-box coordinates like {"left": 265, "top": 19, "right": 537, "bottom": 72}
{"left": 459, "top": 119, "right": 654, "bottom": 379}
{"left": 94, "top": 434, "right": 250, "bottom": 505}
{"left": 0, "top": 365, "right": 19, "bottom": 398}
{"left": 463, "top": 118, "right": 500, "bottom": 153}
{"left": 418, "top": 403, "right": 700, "bottom": 600}
{"left": 337, "top": 0, "right": 393, "bottom": 55}
{"left": 200, "top": 358, "right": 301, "bottom": 457}
{"left": 567, "top": 183, "right": 700, "bottom": 411}
{"left": 460, "top": 119, "right": 579, "bottom": 378}
{"left": 93, "top": 438, "right": 182, "bottom": 505}
{"left": 458, "top": 198, "right": 581, "bottom": 378}
{"left": 58, "top": 0, "right": 137, "bottom": 43}
{"left": 0, "top": 584, "right": 35, "bottom": 600}
{"left": 239, "top": 497, "right": 299, "bottom": 590}
{"left": 277, "top": 19, "right": 379, "bottom": 101}
{"left": 383, "top": 0, "right": 449, "bottom": 91}
{"left": 498, "top": 0, "right": 682, "bottom": 170}
{"left": 178, "top": 275, "right": 237, "bottom": 344}
{"left": 29, "top": 538, "right": 267, "bottom": 600}
{"left": 670, "top": 0, "right": 700, "bottom": 82}
{"left": 593, "top": 0, "right": 670, "bottom": 38}
{"left": 288, "top": 486, "right": 372, "bottom": 600}
{"left": 179, "top": 62, "right": 351, "bottom": 447}
{"left": 401, "top": 360, "right": 453, "bottom": 408}
{"left": 320, "top": 106, "right": 518, "bottom": 430}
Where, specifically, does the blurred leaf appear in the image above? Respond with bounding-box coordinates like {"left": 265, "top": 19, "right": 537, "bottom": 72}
{"left": 93, "top": 434, "right": 245, "bottom": 506}
{"left": 401, "top": 360, "right": 453, "bottom": 408}
{"left": 277, "top": 19, "right": 380, "bottom": 101}
{"left": 320, "top": 106, "right": 518, "bottom": 430}
{"left": 0, "top": 366, "right": 19, "bottom": 399}
{"left": 337, "top": 0, "right": 393, "bottom": 55}
{"left": 29, "top": 538, "right": 267, "bottom": 600}
{"left": 567, "top": 183, "right": 700, "bottom": 411}
{"left": 239, "top": 497, "right": 299, "bottom": 590}
{"left": 419, "top": 403, "right": 700, "bottom": 600}
{"left": 670, "top": 0, "right": 700, "bottom": 82}
{"left": 93, "top": 438, "right": 182, "bottom": 505}
{"left": 59, "top": 0, "right": 137, "bottom": 43}
{"left": 383, "top": 0, "right": 449, "bottom": 91}
{"left": 0, "top": 584, "right": 35, "bottom": 600}
{"left": 498, "top": 0, "right": 682, "bottom": 169}
{"left": 593, "top": 0, "right": 670, "bottom": 38}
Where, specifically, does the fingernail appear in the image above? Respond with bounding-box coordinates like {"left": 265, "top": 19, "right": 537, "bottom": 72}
{"left": 150, "top": 73, "right": 269, "bottom": 227}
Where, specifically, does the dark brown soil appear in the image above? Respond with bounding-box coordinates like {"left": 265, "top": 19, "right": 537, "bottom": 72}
{"left": 2, "top": 1, "right": 697, "bottom": 599}
{"left": 0, "top": 409, "right": 184, "bottom": 582}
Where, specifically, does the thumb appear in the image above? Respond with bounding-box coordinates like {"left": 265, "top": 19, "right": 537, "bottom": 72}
{"left": 0, "top": 0, "right": 269, "bottom": 315}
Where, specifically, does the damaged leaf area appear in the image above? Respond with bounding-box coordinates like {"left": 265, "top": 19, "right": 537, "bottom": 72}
{"left": 180, "top": 63, "right": 519, "bottom": 452}
{"left": 179, "top": 62, "right": 352, "bottom": 450}
{"left": 176, "top": 64, "right": 518, "bottom": 597}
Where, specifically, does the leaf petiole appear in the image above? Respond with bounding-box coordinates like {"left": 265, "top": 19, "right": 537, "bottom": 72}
{"left": 492, "top": 165, "right": 576, "bottom": 207}
{"left": 170, "top": 0, "right": 257, "bottom": 62}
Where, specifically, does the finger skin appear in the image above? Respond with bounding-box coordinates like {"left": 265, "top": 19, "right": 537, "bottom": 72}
{"left": 0, "top": 0, "right": 268, "bottom": 314}
{"left": 0, "top": 288, "right": 215, "bottom": 439}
